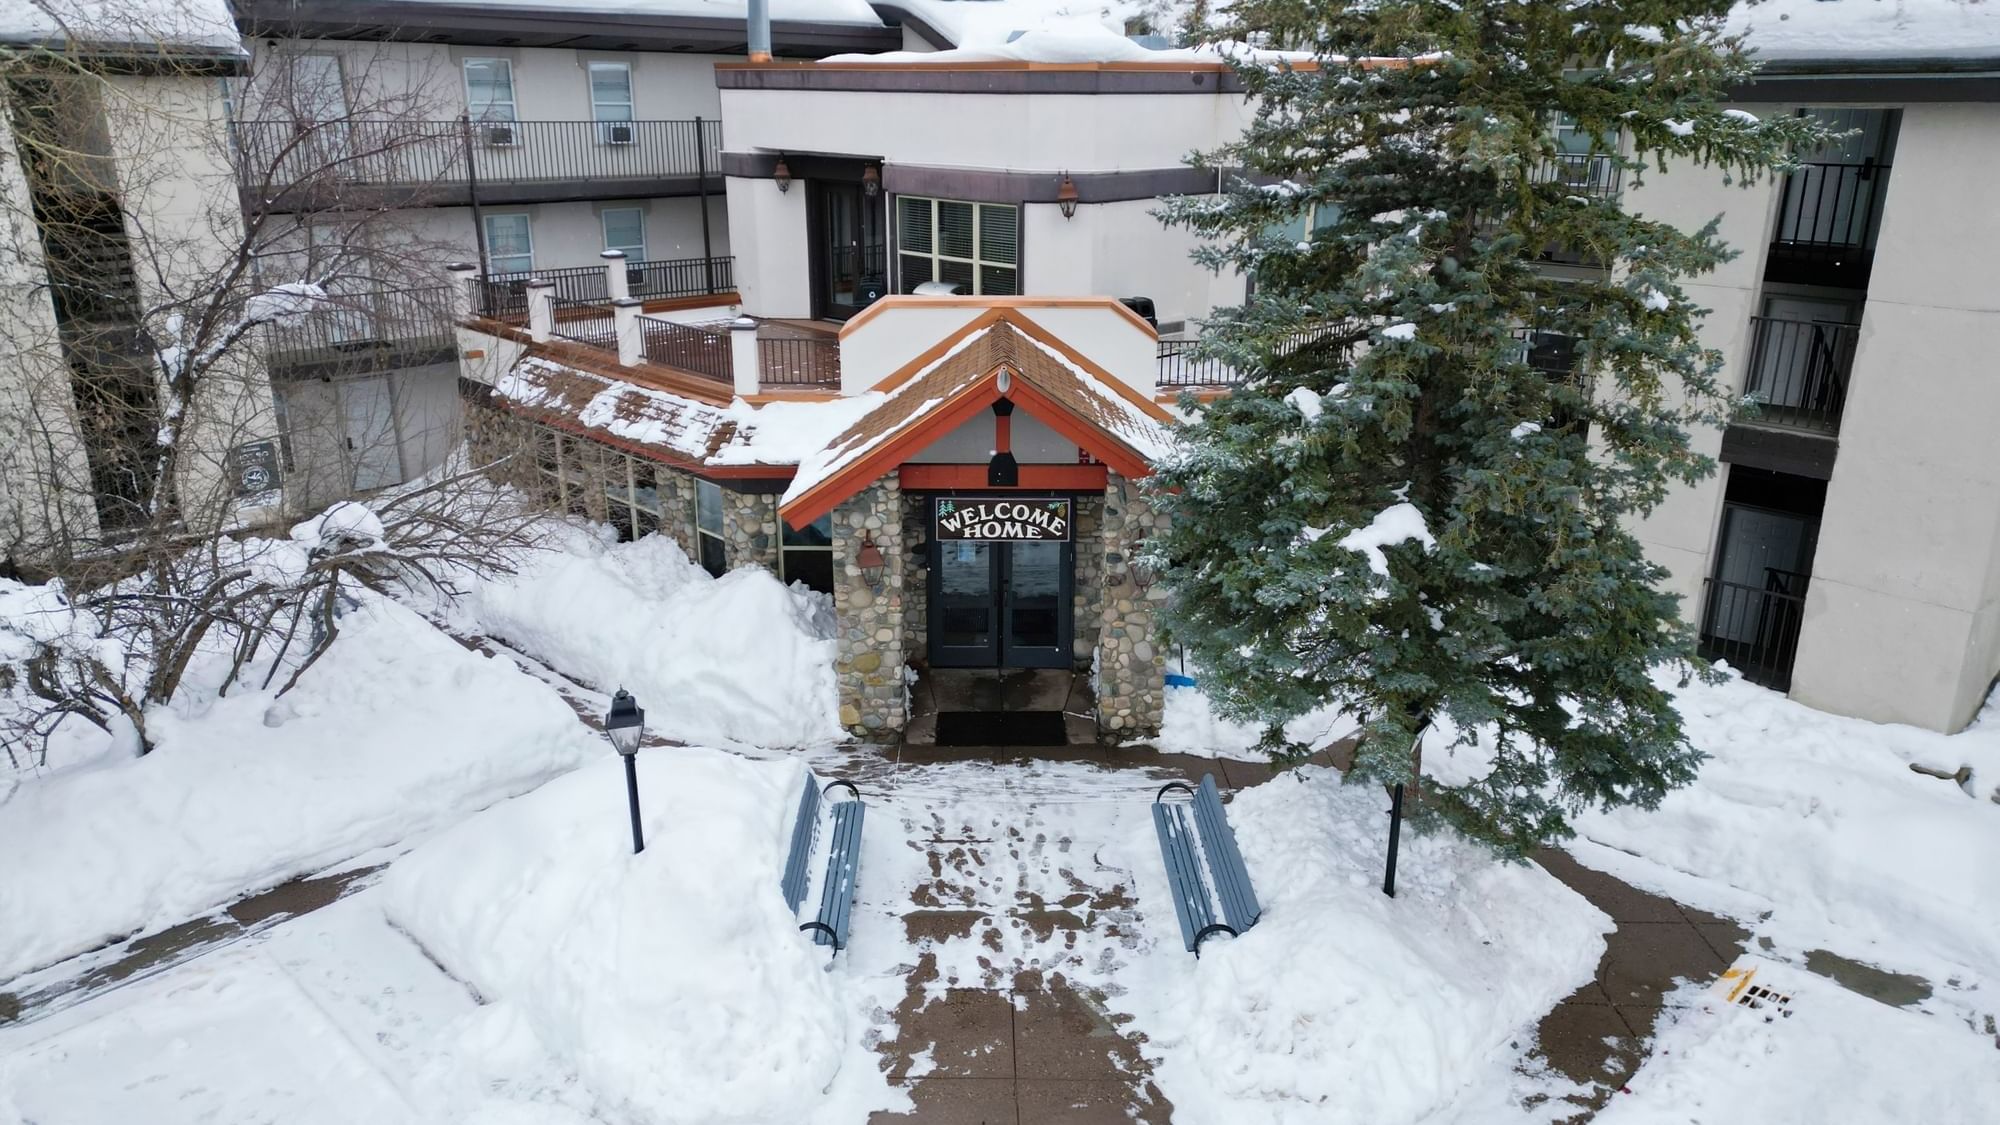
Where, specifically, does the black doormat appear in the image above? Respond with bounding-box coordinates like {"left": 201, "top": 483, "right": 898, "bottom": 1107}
{"left": 935, "top": 710, "right": 1068, "bottom": 747}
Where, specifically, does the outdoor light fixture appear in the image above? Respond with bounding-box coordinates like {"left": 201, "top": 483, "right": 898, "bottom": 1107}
{"left": 862, "top": 162, "right": 882, "bottom": 197}
{"left": 772, "top": 154, "right": 793, "bottom": 194}
{"left": 1056, "top": 172, "right": 1079, "bottom": 220}
{"left": 857, "top": 535, "right": 886, "bottom": 588}
{"left": 605, "top": 688, "right": 647, "bottom": 854}
{"left": 1129, "top": 544, "right": 1157, "bottom": 590}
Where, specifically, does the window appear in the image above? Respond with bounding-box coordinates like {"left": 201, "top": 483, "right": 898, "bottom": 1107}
{"left": 599, "top": 456, "right": 666, "bottom": 541}
{"left": 589, "top": 62, "right": 633, "bottom": 129}
{"left": 896, "top": 197, "right": 1018, "bottom": 296}
{"left": 695, "top": 478, "right": 727, "bottom": 577}
{"left": 780, "top": 514, "right": 834, "bottom": 595}
{"left": 601, "top": 207, "right": 646, "bottom": 262}
{"left": 463, "top": 58, "right": 516, "bottom": 123}
{"left": 484, "top": 213, "right": 533, "bottom": 275}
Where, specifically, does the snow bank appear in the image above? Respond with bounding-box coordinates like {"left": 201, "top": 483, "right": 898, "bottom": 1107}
{"left": 1154, "top": 682, "right": 1354, "bottom": 760}
{"left": 1117, "top": 767, "right": 1609, "bottom": 1122}
{"left": 449, "top": 525, "right": 841, "bottom": 748}
{"left": 382, "top": 750, "right": 885, "bottom": 1125}
{"left": 1595, "top": 961, "right": 2000, "bottom": 1125}
{"left": 0, "top": 596, "right": 597, "bottom": 981}
{"left": 1575, "top": 672, "right": 2000, "bottom": 982}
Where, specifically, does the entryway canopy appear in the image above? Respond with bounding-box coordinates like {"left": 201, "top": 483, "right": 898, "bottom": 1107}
{"left": 778, "top": 313, "right": 1176, "bottom": 528}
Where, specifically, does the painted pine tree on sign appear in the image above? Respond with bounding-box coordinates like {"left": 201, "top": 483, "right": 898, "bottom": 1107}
{"left": 1151, "top": 1, "right": 1834, "bottom": 853}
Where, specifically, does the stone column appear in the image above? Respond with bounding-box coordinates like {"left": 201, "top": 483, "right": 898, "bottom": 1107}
{"left": 656, "top": 467, "right": 700, "bottom": 560}
{"left": 833, "top": 479, "right": 907, "bottom": 737}
{"left": 723, "top": 488, "right": 779, "bottom": 573}
{"left": 901, "top": 490, "right": 929, "bottom": 666}
{"left": 1070, "top": 493, "right": 1104, "bottom": 669}
{"left": 1095, "top": 472, "right": 1169, "bottom": 737}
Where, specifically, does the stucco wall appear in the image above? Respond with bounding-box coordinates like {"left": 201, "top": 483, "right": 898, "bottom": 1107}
{"left": 724, "top": 175, "right": 811, "bottom": 318}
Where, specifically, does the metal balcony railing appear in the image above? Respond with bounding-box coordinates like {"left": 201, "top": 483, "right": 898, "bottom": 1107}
{"left": 640, "top": 318, "right": 732, "bottom": 384}
{"left": 758, "top": 336, "right": 841, "bottom": 387}
{"left": 1740, "top": 316, "right": 1859, "bottom": 434}
{"left": 1768, "top": 160, "right": 1889, "bottom": 286}
{"left": 1699, "top": 573, "right": 1809, "bottom": 691}
{"left": 469, "top": 256, "right": 735, "bottom": 319}
{"left": 261, "top": 286, "right": 455, "bottom": 372}
{"left": 231, "top": 118, "right": 723, "bottom": 196}
{"left": 1157, "top": 338, "right": 1238, "bottom": 388}
{"left": 1532, "top": 152, "right": 1620, "bottom": 200}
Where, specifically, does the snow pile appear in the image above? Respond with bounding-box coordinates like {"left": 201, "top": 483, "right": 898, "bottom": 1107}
{"left": 0, "top": 595, "right": 598, "bottom": 981}
{"left": 1155, "top": 681, "right": 1355, "bottom": 759}
{"left": 1575, "top": 671, "right": 2000, "bottom": 982}
{"left": 382, "top": 750, "right": 886, "bottom": 1125}
{"left": 0, "top": 581, "right": 114, "bottom": 777}
{"left": 1595, "top": 961, "right": 2000, "bottom": 1125}
{"left": 244, "top": 282, "right": 328, "bottom": 324}
{"left": 289, "top": 499, "right": 387, "bottom": 552}
{"left": 448, "top": 524, "right": 842, "bottom": 748}
{"left": 1727, "top": 0, "right": 2000, "bottom": 61}
{"left": 1119, "top": 767, "right": 1609, "bottom": 1121}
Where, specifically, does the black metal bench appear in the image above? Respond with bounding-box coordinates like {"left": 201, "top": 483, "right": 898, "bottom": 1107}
{"left": 780, "top": 773, "right": 866, "bottom": 953}
{"left": 1152, "top": 773, "right": 1262, "bottom": 956}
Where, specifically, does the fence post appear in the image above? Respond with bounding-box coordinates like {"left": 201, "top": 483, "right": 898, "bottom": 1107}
{"left": 730, "top": 316, "right": 760, "bottom": 397}
{"left": 445, "top": 262, "right": 477, "bottom": 321}
{"left": 602, "top": 250, "right": 630, "bottom": 302}
{"left": 614, "top": 298, "right": 644, "bottom": 367}
{"left": 525, "top": 279, "right": 555, "bottom": 343}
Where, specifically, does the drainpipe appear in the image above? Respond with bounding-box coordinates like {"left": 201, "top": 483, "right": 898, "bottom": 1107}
{"left": 747, "top": 0, "right": 772, "bottom": 62}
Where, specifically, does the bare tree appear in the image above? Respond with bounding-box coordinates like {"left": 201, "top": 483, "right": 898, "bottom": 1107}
{"left": 0, "top": 3, "right": 542, "bottom": 760}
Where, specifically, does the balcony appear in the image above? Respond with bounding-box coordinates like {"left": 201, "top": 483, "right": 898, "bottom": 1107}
{"left": 232, "top": 118, "right": 724, "bottom": 211}
{"left": 1156, "top": 323, "right": 1357, "bottom": 392}
{"left": 1699, "top": 573, "right": 1809, "bottom": 691}
{"left": 1766, "top": 160, "right": 1888, "bottom": 289}
{"left": 1531, "top": 153, "right": 1620, "bottom": 201}
{"left": 261, "top": 286, "right": 456, "bottom": 377}
{"left": 1738, "top": 316, "right": 1858, "bottom": 435}
{"left": 471, "top": 256, "right": 736, "bottom": 319}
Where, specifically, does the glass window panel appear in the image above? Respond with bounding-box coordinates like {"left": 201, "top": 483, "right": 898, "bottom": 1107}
{"left": 1312, "top": 203, "right": 1342, "bottom": 232}
{"left": 781, "top": 514, "right": 833, "bottom": 548}
{"left": 601, "top": 207, "right": 646, "bottom": 260}
{"left": 938, "top": 258, "right": 975, "bottom": 293}
{"left": 936, "top": 201, "right": 975, "bottom": 259}
{"left": 978, "top": 264, "right": 1017, "bottom": 297}
{"left": 698, "top": 534, "right": 727, "bottom": 578}
{"left": 464, "top": 59, "right": 516, "bottom": 122}
{"left": 896, "top": 196, "right": 932, "bottom": 254}
{"left": 898, "top": 254, "right": 934, "bottom": 293}
{"left": 782, "top": 550, "right": 834, "bottom": 595}
{"left": 484, "top": 214, "right": 532, "bottom": 273}
{"left": 976, "top": 204, "right": 1018, "bottom": 265}
{"left": 696, "top": 478, "right": 724, "bottom": 534}
{"left": 589, "top": 63, "right": 633, "bottom": 122}
{"left": 632, "top": 462, "right": 660, "bottom": 513}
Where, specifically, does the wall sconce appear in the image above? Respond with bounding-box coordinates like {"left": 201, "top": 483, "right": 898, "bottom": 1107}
{"left": 1129, "top": 543, "right": 1157, "bottom": 590}
{"left": 856, "top": 534, "right": 886, "bottom": 588}
{"left": 1056, "top": 172, "right": 1079, "bottom": 220}
{"left": 862, "top": 162, "right": 881, "bottom": 197}
{"left": 772, "top": 154, "right": 793, "bottom": 194}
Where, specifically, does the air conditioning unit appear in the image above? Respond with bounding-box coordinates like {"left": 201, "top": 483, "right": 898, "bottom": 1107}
{"left": 603, "top": 123, "right": 636, "bottom": 146}
{"left": 625, "top": 266, "right": 646, "bottom": 290}
{"left": 482, "top": 123, "right": 518, "bottom": 147}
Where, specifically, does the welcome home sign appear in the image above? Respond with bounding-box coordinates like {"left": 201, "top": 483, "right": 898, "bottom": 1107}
{"left": 934, "top": 497, "right": 1073, "bottom": 542}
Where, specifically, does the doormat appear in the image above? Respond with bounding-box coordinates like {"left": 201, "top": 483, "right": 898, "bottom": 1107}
{"left": 935, "top": 710, "right": 1068, "bottom": 747}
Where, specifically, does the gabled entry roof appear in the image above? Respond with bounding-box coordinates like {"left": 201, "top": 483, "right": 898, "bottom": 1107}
{"left": 779, "top": 314, "right": 1175, "bottom": 528}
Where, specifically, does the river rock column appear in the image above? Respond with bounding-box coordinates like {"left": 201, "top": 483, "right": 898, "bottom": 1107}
{"left": 723, "top": 488, "right": 779, "bottom": 573}
{"left": 1095, "top": 472, "right": 1168, "bottom": 738}
{"left": 834, "top": 479, "right": 907, "bottom": 737}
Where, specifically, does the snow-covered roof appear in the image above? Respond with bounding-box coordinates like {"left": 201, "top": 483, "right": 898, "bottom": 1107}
{"left": 825, "top": 26, "right": 1311, "bottom": 64}
{"left": 885, "top": 0, "right": 1155, "bottom": 48}
{"left": 379, "top": 0, "right": 885, "bottom": 26}
{"left": 0, "top": 0, "right": 242, "bottom": 52}
{"left": 780, "top": 318, "right": 1174, "bottom": 520}
{"left": 1728, "top": 0, "right": 2000, "bottom": 64}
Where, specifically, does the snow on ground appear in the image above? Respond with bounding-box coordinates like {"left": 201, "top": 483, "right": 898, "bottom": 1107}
{"left": 1113, "top": 767, "right": 1609, "bottom": 1122}
{"left": 444, "top": 523, "right": 843, "bottom": 749}
{"left": 382, "top": 750, "right": 896, "bottom": 1125}
{"left": 1594, "top": 961, "right": 2000, "bottom": 1125}
{"left": 0, "top": 594, "right": 598, "bottom": 983}
{"left": 1573, "top": 669, "right": 2000, "bottom": 986}
{"left": 1155, "top": 681, "right": 1355, "bottom": 759}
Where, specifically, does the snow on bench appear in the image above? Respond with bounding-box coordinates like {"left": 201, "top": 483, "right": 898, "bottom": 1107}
{"left": 1152, "top": 774, "right": 1262, "bottom": 956}
{"left": 781, "top": 773, "right": 866, "bottom": 953}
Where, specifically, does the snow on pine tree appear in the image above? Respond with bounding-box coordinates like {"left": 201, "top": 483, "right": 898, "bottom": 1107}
{"left": 1150, "top": 1, "right": 1834, "bottom": 854}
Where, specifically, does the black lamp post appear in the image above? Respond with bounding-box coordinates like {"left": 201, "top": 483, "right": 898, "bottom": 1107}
{"left": 606, "top": 688, "right": 647, "bottom": 854}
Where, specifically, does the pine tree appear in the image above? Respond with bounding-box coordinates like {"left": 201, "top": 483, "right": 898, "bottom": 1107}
{"left": 1151, "top": 0, "right": 1832, "bottom": 854}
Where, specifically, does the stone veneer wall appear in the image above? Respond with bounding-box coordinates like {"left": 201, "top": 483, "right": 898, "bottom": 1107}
{"left": 656, "top": 468, "right": 700, "bottom": 560}
{"left": 1070, "top": 493, "right": 1104, "bottom": 669}
{"left": 833, "top": 479, "right": 908, "bottom": 736}
{"left": 723, "top": 488, "right": 779, "bottom": 572}
{"left": 901, "top": 491, "right": 929, "bottom": 665}
{"left": 1095, "top": 472, "right": 1169, "bottom": 736}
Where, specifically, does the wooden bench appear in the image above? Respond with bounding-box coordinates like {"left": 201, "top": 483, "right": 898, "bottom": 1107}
{"left": 1152, "top": 774, "right": 1262, "bottom": 956}
{"left": 781, "top": 774, "right": 866, "bottom": 953}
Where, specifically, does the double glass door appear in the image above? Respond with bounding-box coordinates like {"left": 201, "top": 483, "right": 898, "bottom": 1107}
{"left": 931, "top": 539, "right": 1072, "bottom": 668}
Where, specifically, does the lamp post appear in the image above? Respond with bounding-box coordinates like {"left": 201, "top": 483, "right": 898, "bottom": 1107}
{"left": 606, "top": 688, "right": 647, "bottom": 854}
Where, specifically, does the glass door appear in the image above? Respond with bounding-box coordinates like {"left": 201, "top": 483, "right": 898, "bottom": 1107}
{"left": 813, "top": 181, "right": 885, "bottom": 320}
{"left": 931, "top": 540, "right": 999, "bottom": 666}
{"left": 1002, "top": 541, "right": 1071, "bottom": 668}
